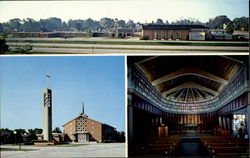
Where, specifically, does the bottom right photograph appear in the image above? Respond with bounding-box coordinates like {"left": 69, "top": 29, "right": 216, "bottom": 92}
{"left": 127, "top": 55, "right": 249, "bottom": 157}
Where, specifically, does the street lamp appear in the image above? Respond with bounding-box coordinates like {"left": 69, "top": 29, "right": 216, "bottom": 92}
{"left": 13, "top": 131, "right": 17, "bottom": 145}
{"left": 20, "top": 132, "right": 27, "bottom": 150}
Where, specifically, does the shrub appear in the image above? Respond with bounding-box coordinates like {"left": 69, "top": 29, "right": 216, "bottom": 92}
{"left": 0, "top": 38, "right": 9, "bottom": 54}
{"left": 11, "top": 44, "right": 32, "bottom": 54}
{"left": 140, "top": 35, "right": 149, "bottom": 40}
{"left": 24, "top": 141, "right": 34, "bottom": 145}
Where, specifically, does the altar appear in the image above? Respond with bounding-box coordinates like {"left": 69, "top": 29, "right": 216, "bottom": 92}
{"left": 184, "top": 124, "right": 198, "bottom": 136}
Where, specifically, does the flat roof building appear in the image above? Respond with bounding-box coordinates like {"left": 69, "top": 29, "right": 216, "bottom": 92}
{"left": 142, "top": 24, "right": 208, "bottom": 40}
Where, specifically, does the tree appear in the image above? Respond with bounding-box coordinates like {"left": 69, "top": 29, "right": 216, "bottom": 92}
{"left": 0, "top": 38, "right": 9, "bottom": 54}
{"left": 28, "top": 128, "right": 42, "bottom": 134}
{"left": 61, "top": 22, "right": 69, "bottom": 31}
{"left": 118, "top": 20, "right": 126, "bottom": 28}
{"left": 126, "top": 19, "right": 135, "bottom": 28}
{"left": 156, "top": 18, "right": 164, "bottom": 25}
{"left": 233, "top": 17, "right": 249, "bottom": 31}
{"left": 22, "top": 18, "right": 41, "bottom": 32}
{"left": 206, "top": 15, "right": 231, "bottom": 29}
{"left": 39, "top": 17, "right": 62, "bottom": 31}
{"left": 28, "top": 129, "right": 34, "bottom": 134}
{"left": 52, "top": 127, "right": 62, "bottom": 133}
{"left": 100, "top": 17, "right": 114, "bottom": 29}
{"left": 14, "top": 129, "right": 27, "bottom": 135}
{"left": 83, "top": 18, "right": 100, "bottom": 30}
{"left": 8, "top": 18, "right": 22, "bottom": 32}
{"left": 68, "top": 19, "right": 84, "bottom": 31}
{"left": 225, "top": 23, "right": 234, "bottom": 34}
{"left": 84, "top": 18, "right": 95, "bottom": 29}
{"left": 3, "top": 27, "right": 12, "bottom": 34}
{"left": 173, "top": 18, "right": 203, "bottom": 25}
{"left": 34, "top": 128, "right": 43, "bottom": 134}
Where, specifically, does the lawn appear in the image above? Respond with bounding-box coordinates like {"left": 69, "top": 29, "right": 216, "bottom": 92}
{"left": 7, "top": 39, "right": 249, "bottom": 47}
{"left": 0, "top": 148, "right": 38, "bottom": 151}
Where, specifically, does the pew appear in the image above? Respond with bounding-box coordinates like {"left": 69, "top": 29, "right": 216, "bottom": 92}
{"left": 200, "top": 136, "right": 249, "bottom": 157}
{"left": 129, "top": 137, "right": 181, "bottom": 157}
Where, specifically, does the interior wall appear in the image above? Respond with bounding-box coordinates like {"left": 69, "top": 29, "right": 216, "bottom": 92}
{"left": 163, "top": 113, "right": 218, "bottom": 134}
{"left": 129, "top": 92, "right": 249, "bottom": 142}
{"left": 132, "top": 106, "right": 159, "bottom": 142}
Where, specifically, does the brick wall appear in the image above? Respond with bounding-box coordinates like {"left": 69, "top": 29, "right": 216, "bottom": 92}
{"left": 63, "top": 120, "right": 76, "bottom": 141}
{"left": 142, "top": 30, "right": 190, "bottom": 40}
{"left": 86, "top": 118, "right": 102, "bottom": 142}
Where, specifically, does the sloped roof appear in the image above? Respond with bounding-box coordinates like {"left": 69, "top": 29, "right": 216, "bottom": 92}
{"left": 118, "top": 28, "right": 134, "bottom": 33}
{"left": 63, "top": 113, "right": 88, "bottom": 126}
{"left": 142, "top": 24, "right": 208, "bottom": 30}
{"left": 63, "top": 113, "right": 103, "bottom": 126}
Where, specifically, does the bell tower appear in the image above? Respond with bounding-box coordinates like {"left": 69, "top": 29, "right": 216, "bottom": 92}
{"left": 43, "top": 74, "right": 52, "bottom": 141}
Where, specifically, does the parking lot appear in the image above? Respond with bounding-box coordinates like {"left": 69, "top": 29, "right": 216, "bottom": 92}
{"left": 1, "top": 143, "right": 126, "bottom": 157}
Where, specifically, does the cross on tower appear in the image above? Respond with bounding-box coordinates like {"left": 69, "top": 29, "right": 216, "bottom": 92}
{"left": 82, "top": 101, "right": 85, "bottom": 114}
{"left": 46, "top": 73, "right": 50, "bottom": 88}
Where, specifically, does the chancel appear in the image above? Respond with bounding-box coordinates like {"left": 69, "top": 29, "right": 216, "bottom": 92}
{"left": 128, "top": 56, "right": 249, "bottom": 157}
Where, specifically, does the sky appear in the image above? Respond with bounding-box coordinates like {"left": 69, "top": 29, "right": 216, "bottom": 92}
{"left": 0, "top": 0, "right": 248, "bottom": 23}
{"left": 0, "top": 56, "right": 125, "bottom": 132}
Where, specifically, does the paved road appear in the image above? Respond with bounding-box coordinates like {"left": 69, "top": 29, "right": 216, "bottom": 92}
{"left": 1, "top": 143, "right": 126, "bottom": 157}
{"left": 8, "top": 37, "right": 139, "bottom": 41}
{"left": 8, "top": 47, "right": 247, "bottom": 55}
{"left": 7, "top": 42, "right": 249, "bottom": 51}
{"left": 8, "top": 37, "right": 249, "bottom": 43}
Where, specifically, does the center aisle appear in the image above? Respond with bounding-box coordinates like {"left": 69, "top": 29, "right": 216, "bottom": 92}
{"left": 178, "top": 137, "right": 209, "bottom": 157}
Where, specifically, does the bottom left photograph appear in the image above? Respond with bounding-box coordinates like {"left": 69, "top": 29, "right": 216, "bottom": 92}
{"left": 0, "top": 56, "right": 125, "bottom": 157}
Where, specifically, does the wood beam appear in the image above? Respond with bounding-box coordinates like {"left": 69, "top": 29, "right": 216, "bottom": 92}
{"left": 220, "top": 56, "right": 244, "bottom": 64}
{"left": 162, "top": 81, "right": 218, "bottom": 97}
{"left": 227, "top": 63, "right": 240, "bottom": 81}
{"left": 218, "top": 63, "right": 239, "bottom": 92}
{"left": 175, "top": 89, "right": 186, "bottom": 101}
{"left": 167, "top": 88, "right": 182, "bottom": 98}
{"left": 135, "top": 56, "right": 158, "bottom": 65}
{"left": 135, "top": 63, "right": 153, "bottom": 81}
{"left": 190, "top": 87, "right": 196, "bottom": 101}
{"left": 135, "top": 57, "right": 159, "bottom": 83}
{"left": 194, "top": 87, "right": 206, "bottom": 100}
{"left": 152, "top": 67, "right": 228, "bottom": 86}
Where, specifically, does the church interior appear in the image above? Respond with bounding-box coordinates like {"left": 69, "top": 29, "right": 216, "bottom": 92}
{"left": 127, "top": 56, "right": 249, "bottom": 157}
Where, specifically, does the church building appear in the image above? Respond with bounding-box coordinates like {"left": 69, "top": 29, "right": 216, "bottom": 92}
{"left": 63, "top": 104, "right": 117, "bottom": 143}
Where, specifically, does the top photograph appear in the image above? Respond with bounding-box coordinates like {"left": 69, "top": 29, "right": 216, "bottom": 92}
{"left": 0, "top": 0, "right": 249, "bottom": 55}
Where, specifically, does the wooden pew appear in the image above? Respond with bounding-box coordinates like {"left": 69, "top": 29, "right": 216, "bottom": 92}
{"left": 129, "top": 137, "right": 181, "bottom": 157}
{"left": 200, "top": 136, "right": 249, "bottom": 157}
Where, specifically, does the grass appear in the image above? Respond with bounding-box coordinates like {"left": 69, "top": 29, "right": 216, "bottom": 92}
{"left": 8, "top": 44, "right": 249, "bottom": 53}
{"left": 0, "top": 148, "right": 38, "bottom": 151}
{"left": 7, "top": 39, "right": 249, "bottom": 47}
{"left": 1, "top": 51, "right": 75, "bottom": 55}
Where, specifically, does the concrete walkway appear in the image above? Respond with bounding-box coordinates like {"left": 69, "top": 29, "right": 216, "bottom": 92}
{"left": 1, "top": 143, "right": 126, "bottom": 157}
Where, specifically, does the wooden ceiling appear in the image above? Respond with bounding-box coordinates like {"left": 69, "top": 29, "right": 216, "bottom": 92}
{"left": 130, "top": 56, "right": 247, "bottom": 103}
